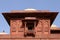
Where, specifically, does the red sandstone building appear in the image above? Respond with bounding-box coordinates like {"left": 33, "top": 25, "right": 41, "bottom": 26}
{"left": 0, "top": 9, "right": 60, "bottom": 40}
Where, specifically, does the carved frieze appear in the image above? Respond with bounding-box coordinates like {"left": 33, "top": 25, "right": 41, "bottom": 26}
{"left": 10, "top": 19, "right": 23, "bottom": 34}
{"left": 36, "top": 20, "right": 43, "bottom": 32}
{"left": 42, "top": 19, "right": 50, "bottom": 34}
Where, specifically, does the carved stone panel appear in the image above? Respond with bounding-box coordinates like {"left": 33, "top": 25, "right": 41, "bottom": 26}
{"left": 10, "top": 20, "right": 17, "bottom": 35}
{"left": 10, "top": 19, "right": 23, "bottom": 35}
{"left": 42, "top": 19, "right": 50, "bottom": 34}
{"left": 35, "top": 20, "right": 43, "bottom": 38}
{"left": 36, "top": 20, "right": 43, "bottom": 32}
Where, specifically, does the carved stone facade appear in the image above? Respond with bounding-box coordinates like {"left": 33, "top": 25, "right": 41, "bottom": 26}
{"left": 0, "top": 10, "right": 59, "bottom": 40}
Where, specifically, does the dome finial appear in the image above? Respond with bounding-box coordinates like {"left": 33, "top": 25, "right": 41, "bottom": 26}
{"left": 24, "top": 8, "right": 37, "bottom": 11}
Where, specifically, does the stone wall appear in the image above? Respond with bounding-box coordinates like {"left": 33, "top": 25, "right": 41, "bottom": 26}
{"left": 0, "top": 34, "right": 60, "bottom": 40}
{"left": 0, "top": 19, "right": 60, "bottom": 40}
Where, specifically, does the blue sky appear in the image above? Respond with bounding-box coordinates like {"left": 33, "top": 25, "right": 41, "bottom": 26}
{"left": 0, "top": 0, "right": 60, "bottom": 33}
